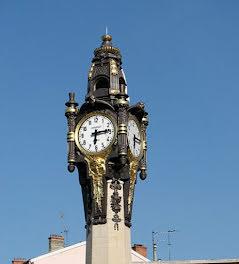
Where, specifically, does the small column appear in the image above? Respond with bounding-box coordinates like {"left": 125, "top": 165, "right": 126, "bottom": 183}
{"left": 86, "top": 179, "right": 132, "bottom": 264}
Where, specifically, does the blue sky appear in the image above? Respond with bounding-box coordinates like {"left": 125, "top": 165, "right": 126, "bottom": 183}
{"left": 1, "top": 0, "right": 239, "bottom": 263}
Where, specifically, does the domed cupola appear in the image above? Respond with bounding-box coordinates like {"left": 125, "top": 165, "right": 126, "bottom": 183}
{"left": 86, "top": 34, "right": 128, "bottom": 103}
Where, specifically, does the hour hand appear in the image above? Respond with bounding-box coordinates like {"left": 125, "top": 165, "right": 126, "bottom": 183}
{"left": 93, "top": 129, "right": 97, "bottom": 145}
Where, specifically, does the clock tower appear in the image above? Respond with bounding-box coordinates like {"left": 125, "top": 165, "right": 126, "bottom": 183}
{"left": 65, "top": 34, "right": 148, "bottom": 264}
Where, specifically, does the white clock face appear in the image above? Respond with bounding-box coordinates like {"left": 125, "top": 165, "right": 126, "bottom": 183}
{"left": 127, "top": 118, "right": 142, "bottom": 158}
{"left": 76, "top": 114, "right": 116, "bottom": 154}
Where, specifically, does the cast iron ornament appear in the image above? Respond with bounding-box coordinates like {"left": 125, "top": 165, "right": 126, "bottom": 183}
{"left": 110, "top": 179, "right": 122, "bottom": 231}
{"left": 65, "top": 34, "right": 148, "bottom": 229}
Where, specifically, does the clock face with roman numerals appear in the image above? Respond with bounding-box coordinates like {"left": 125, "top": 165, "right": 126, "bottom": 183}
{"left": 75, "top": 112, "right": 116, "bottom": 155}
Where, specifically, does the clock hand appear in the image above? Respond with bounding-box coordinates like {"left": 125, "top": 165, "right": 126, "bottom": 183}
{"left": 91, "top": 129, "right": 110, "bottom": 136}
{"left": 133, "top": 135, "right": 141, "bottom": 149}
{"left": 91, "top": 129, "right": 110, "bottom": 145}
{"left": 93, "top": 129, "right": 97, "bottom": 145}
{"left": 97, "top": 129, "right": 110, "bottom": 135}
{"left": 134, "top": 136, "right": 141, "bottom": 143}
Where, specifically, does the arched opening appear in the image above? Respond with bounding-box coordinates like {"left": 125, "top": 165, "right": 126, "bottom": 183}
{"left": 96, "top": 78, "right": 109, "bottom": 90}
{"left": 94, "top": 77, "right": 109, "bottom": 99}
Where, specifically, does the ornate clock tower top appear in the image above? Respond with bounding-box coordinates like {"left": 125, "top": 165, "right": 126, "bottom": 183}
{"left": 86, "top": 34, "right": 128, "bottom": 103}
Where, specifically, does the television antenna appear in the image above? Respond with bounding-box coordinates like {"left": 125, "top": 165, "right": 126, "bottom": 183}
{"left": 152, "top": 230, "right": 166, "bottom": 261}
{"left": 152, "top": 230, "right": 158, "bottom": 261}
{"left": 60, "top": 213, "right": 69, "bottom": 246}
{"left": 161, "top": 229, "right": 177, "bottom": 261}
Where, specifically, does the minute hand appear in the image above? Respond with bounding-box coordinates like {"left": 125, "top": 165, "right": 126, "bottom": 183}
{"left": 91, "top": 129, "right": 110, "bottom": 137}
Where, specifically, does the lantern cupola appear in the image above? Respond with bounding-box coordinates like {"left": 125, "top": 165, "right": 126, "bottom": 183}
{"left": 86, "top": 34, "right": 128, "bottom": 103}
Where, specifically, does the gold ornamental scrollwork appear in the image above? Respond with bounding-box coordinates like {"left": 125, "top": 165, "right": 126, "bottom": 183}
{"left": 84, "top": 148, "right": 111, "bottom": 211}
{"left": 128, "top": 151, "right": 139, "bottom": 213}
{"left": 88, "top": 62, "right": 95, "bottom": 79}
{"left": 94, "top": 46, "right": 120, "bottom": 56}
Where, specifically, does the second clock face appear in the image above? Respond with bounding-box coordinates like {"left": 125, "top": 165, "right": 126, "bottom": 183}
{"left": 76, "top": 113, "right": 116, "bottom": 154}
{"left": 127, "top": 117, "right": 143, "bottom": 159}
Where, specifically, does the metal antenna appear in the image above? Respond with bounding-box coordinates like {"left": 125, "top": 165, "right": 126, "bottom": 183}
{"left": 60, "top": 213, "right": 69, "bottom": 246}
{"left": 60, "top": 213, "right": 64, "bottom": 236}
{"left": 106, "top": 26, "right": 108, "bottom": 35}
{"left": 166, "top": 229, "right": 176, "bottom": 261}
{"left": 152, "top": 230, "right": 158, "bottom": 261}
{"left": 64, "top": 228, "right": 69, "bottom": 246}
{"left": 152, "top": 230, "right": 166, "bottom": 261}
{"left": 159, "top": 229, "right": 177, "bottom": 260}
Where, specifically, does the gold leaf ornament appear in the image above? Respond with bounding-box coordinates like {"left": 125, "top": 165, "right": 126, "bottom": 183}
{"left": 128, "top": 151, "right": 139, "bottom": 213}
{"left": 84, "top": 148, "right": 111, "bottom": 211}
{"left": 88, "top": 63, "right": 95, "bottom": 79}
{"left": 110, "top": 59, "right": 118, "bottom": 75}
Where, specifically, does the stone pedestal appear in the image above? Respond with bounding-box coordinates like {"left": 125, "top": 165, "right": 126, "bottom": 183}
{"left": 86, "top": 180, "right": 132, "bottom": 264}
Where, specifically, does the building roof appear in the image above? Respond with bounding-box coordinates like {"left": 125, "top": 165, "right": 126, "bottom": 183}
{"left": 27, "top": 241, "right": 150, "bottom": 264}
{"left": 17, "top": 240, "right": 239, "bottom": 264}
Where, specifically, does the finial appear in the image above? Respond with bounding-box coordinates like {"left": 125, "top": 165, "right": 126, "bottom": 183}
{"left": 102, "top": 26, "right": 112, "bottom": 41}
{"left": 94, "top": 29, "right": 120, "bottom": 56}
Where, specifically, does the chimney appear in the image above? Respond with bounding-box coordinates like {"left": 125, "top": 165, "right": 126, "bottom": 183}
{"left": 48, "top": 234, "right": 64, "bottom": 252}
{"left": 132, "top": 244, "right": 147, "bottom": 258}
{"left": 12, "top": 259, "right": 27, "bottom": 264}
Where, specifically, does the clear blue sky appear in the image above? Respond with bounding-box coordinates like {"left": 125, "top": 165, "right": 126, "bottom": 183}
{"left": 1, "top": 0, "right": 239, "bottom": 263}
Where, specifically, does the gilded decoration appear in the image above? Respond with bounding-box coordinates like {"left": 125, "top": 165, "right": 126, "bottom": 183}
{"left": 110, "top": 59, "right": 118, "bottom": 75}
{"left": 128, "top": 151, "right": 139, "bottom": 213}
{"left": 84, "top": 148, "right": 111, "bottom": 211}
{"left": 101, "top": 34, "right": 112, "bottom": 41}
{"left": 67, "top": 131, "right": 75, "bottom": 142}
{"left": 94, "top": 46, "right": 120, "bottom": 56}
{"left": 88, "top": 62, "right": 95, "bottom": 79}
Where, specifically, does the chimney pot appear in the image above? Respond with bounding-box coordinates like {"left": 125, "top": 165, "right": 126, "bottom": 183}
{"left": 48, "top": 234, "right": 64, "bottom": 252}
{"left": 12, "top": 258, "right": 27, "bottom": 264}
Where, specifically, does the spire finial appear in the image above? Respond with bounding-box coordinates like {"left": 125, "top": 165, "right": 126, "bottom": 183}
{"left": 101, "top": 27, "right": 112, "bottom": 42}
